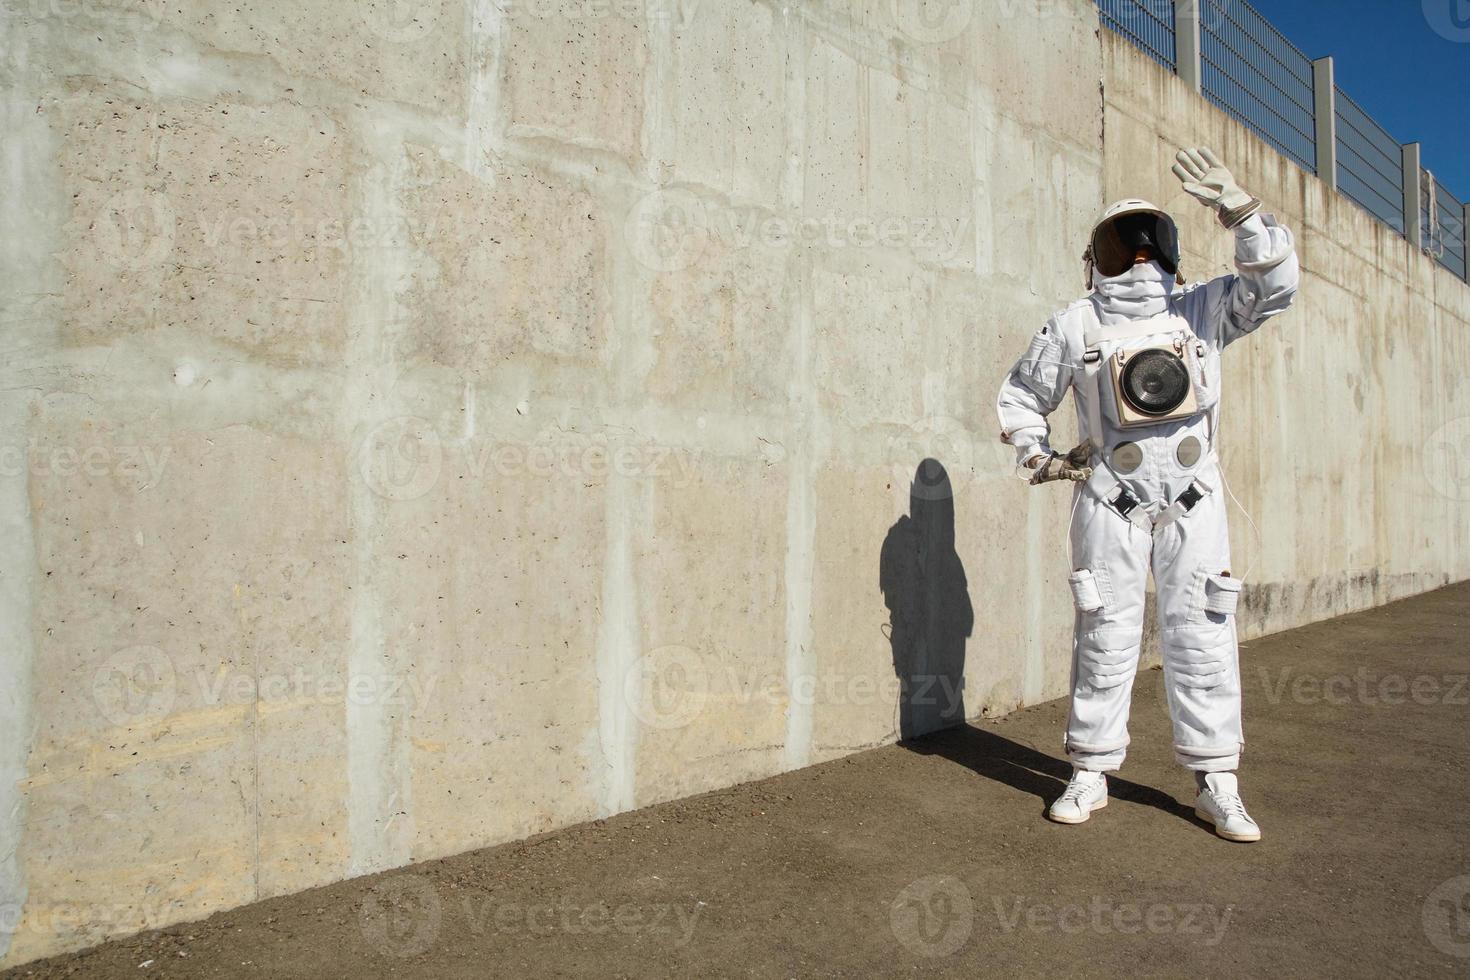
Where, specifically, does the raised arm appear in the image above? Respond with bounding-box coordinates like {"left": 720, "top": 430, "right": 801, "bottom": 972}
{"left": 1173, "top": 147, "right": 1299, "bottom": 345}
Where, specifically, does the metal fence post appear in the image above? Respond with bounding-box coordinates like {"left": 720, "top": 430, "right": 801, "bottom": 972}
{"left": 1312, "top": 57, "right": 1337, "bottom": 191}
{"left": 1175, "top": 0, "right": 1203, "bottom": 92}
{"left": 1403, "top": 143, "right": 1422, "bottom": 249}
{"left": 1464, "top": 202, "right": 1470, "bottom": 281}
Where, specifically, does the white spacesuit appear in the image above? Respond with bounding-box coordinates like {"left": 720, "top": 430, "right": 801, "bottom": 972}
{"left": 997, "top": 148, "right": 1299, "bottom": 841}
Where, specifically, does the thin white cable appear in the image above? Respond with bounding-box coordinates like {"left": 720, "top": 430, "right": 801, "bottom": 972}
{"left": 1217, "top": 463, "right": 1262, "bottom": 583}
{"left": 1065, "top": 476, "right": 1087, "bottom": 543}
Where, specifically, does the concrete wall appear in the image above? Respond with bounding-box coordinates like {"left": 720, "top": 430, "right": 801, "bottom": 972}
{"left": 0, "top": 0, "right": 1465, "bottom": 966}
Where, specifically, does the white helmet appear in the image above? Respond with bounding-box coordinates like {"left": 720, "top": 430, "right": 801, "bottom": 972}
{"left": 1083, "top": 199, "right": 1181, "bottom": 289}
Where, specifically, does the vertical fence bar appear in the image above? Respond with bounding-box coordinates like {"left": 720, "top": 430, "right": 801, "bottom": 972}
{"left": 1422, "top": 170, "right": 1434, "bottom": 256}
{"left": 1312, "top": 57, "right": 1337, "bottom": 191}
{"left": 1403, "top": 142, "right": 1422, "bottom": 249}
{"left": 1458, "top": 201, "right": 1470, "bottom": 282}
{"left": 1175, "top": 0, "right": 1203, "bottom": 92}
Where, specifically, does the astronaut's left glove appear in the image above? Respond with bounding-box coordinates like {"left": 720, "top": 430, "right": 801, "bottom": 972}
{"left": 1028, "top": 441, "right": 1094, "bottom": 486}
{"left": 1172, "top": 147, "right": 1262, "bottom": 229}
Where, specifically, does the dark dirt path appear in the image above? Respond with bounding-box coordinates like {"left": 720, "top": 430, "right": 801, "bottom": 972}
{"left": 11, "top": 583, "right": 1470, "bottom": 978}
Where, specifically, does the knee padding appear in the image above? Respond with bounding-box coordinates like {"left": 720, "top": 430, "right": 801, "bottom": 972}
{"left": 1162, "top": 621, "right": 1235, "bottom": 690}
{"left": 1074, "top": 632, "right": 1138, "bottom": 690}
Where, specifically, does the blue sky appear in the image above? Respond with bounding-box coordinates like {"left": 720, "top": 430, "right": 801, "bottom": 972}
{"left": 1246, "top": 0, "right": 1469, "bottom": 201}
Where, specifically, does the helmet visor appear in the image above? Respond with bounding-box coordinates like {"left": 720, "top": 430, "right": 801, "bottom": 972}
{"left": 1091, "top": 212, "right": 1179, "bottom": 278}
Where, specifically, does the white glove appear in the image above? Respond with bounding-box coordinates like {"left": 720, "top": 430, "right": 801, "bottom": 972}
{"left": 1172, "top": 147, "right": 1261, "bottom": 228}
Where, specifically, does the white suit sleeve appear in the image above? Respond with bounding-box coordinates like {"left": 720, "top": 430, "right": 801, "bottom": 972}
{"left": 997, "top": 318, "right": 1074, "bottom": 466}
{"left": 1215, "top": 213, "right": 1299, "bottom": 346}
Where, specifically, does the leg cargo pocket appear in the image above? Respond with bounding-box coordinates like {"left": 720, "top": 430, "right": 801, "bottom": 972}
{"left": 1069, "top": 569, "right": 1104, "bottom": 613}
{"left": 1203, "top": 573, "right": 1242, "bottom": 616}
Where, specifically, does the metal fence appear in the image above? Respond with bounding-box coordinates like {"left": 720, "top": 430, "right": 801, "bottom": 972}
{"left": 1096, "top": 0, "right": 1468, "bottom": 284}
{"left": 1335, "top": 88, "right": 1405, "bottom": 234}
{"left": 1098, "top": 0, "right": 1175, "bottom": 70}
{"left": 1199, "top": 0, "right": 1315, "bottom": 172}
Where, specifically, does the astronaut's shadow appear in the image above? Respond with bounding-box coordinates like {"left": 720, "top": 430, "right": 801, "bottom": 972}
{"left": 905, "top": 725, "right": 1195, "bottom": 820}
{"left": 880, "top": 458, "right": 972, "bottom": 740}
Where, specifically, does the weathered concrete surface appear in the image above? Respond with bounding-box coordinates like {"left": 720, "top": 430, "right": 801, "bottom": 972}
{"left": 0, "top": 0, "right": 1467, "bottom": 967}
{"left": 9, "top": 579, "right": 1470, "bottom": 978}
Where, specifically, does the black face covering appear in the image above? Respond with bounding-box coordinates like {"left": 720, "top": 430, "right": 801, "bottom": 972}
{"left": 1091, "top": 212, "right": 1180, "bottom": 278}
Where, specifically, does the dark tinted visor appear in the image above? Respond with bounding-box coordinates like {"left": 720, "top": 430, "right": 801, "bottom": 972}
{"left": 1091, "top": 212, "right": 1179, "bottom": 278}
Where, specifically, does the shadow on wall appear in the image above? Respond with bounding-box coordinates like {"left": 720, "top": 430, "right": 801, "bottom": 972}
{"left": 881, "top": 459, "right": 973, "bottom": 740}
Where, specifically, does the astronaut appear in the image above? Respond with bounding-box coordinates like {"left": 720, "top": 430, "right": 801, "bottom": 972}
{"left": 996, "top": 148, "right": 1298, "bottom": 842}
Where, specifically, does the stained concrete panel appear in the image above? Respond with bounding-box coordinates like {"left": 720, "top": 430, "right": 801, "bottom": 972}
{"left": 56, "top": 87, "right": 350, "bottom": 365}
{"left": 632, "top": 457, "right": 788, "bottom": 806}
{"left": 14, "top": 403, "right": 350, "bottom": 959}
{"left": 808, "top": 463, "right": 903, "bottom": 760}
{"left": 92, "top": 0, "right": 470, "bottom": 115}
{"left": 666, "top": 0, "right": 786, "bottom": 204}
{"left": 380, "top": 445, "right": 607, "bottom": 861}
{"left": 501, "top": 6, "right": 647, "bottom": 158}
{"left": 645, "top": 236, "right": 794, "bottom": 414}
{"left": 802, "top": 39, "right": 974, "bottom": 271}
{"left": 810, "top": 255, "right": 928, "bottom": 429}
{"left": 398, "top": 150, "right": 609, "bottom": 376}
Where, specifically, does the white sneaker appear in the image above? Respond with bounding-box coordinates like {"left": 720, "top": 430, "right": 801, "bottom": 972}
{"left": 1047, "top": 769, "right": 1107, "bottom": 824}
{"left": 1195, "top": 772, "right": 1261, "bottom": 842}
